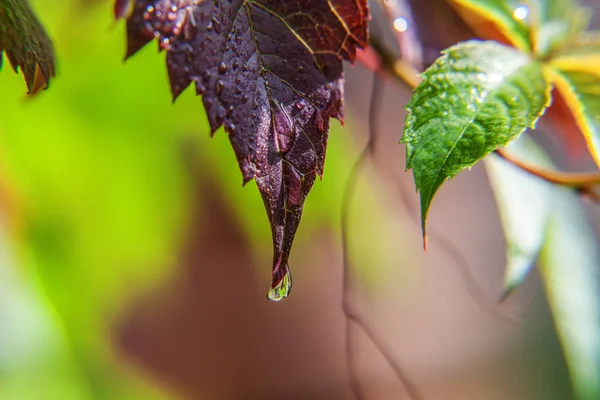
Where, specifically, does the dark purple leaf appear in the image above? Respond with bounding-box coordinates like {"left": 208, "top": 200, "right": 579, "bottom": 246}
{"left": 118, "top": 0, "right": 369, "bottom": 300}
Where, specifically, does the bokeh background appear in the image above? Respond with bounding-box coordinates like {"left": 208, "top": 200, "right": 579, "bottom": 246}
{"left": 0, "top": 1, "right": 598, "bottom": 399}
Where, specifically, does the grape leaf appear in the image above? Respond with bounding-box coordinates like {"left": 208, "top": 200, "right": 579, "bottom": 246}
{"left": 484, "top": 136, "right": 553, "bottom": 300}
{"left": 0, "top": 0, "right": 55, "bottom": 93}
{"left": 118, "top": 0, "right": 368, "bottom": 300}
{"left": 401, "top": 40, "right": 551, "bottom": 243}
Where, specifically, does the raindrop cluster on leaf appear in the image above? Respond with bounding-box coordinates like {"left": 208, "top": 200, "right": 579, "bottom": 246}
{"left": 115, "top": 0, "right": 369, "bottom": 300}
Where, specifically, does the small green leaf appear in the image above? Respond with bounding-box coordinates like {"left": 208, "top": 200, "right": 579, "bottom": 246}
{"left": 540, "top": 189, "right": 600, "bottom": 400}
{"left": 0, "top": 0, "right": 55, "bottom": 92}
{"left": 401, "top": 40, "right": 551, "bottom": 240}
{"left": 484, "top": 136, "right": 553, "bottom": 299}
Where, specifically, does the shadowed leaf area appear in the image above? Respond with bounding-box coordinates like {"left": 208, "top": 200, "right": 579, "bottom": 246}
{"left": 0, "top": 0, "right": 55, "bottom": 93}
{"left": 117, "top": 0, "right": 368, "bottom": 300}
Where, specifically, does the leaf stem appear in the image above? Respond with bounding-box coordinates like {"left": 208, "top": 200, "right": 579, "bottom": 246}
{"left": 368, "top": 34, "right": 423, "bottom": 89}
{"left": 494, "top": 148, "right": 600, "bottom": 202}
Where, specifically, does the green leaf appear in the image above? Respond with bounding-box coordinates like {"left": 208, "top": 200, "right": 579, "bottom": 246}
{"left": 0, "top": 0, "right": 55, "bottom": 92}
{"left": 533, "top": 3, "right": 591, "bottom": 56}
{"left": 484, "top": 136, "right": 553, "bottom": 299}
{"left": 551, "top": 32, "right": 600, "bottom": 69}
{"left": 485, "top": 132, "right": 600, "bottom": 398}
{"left": 540, "top": 189, "right": 600, "bottom": 400}
{"left": 546, "top": 66, "right": 600, "bottom": 168}
{"left": 401, "top": 40, "right": 551, "bottom": 240}
{"left": 448, "top": 0, "right": 532, "bottom": 51}
{"left": 535, "top": 0, "right": 584, "bottom": 22}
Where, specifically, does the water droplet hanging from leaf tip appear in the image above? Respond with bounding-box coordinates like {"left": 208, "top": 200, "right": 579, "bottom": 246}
{"left": 267, "top": 270, "right": 292, "bottom": 302}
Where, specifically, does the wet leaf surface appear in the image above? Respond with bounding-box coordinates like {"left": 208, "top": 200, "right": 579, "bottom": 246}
{"left": 401, "top": 40, "right": 551, "bottom": 242}
{"left": 118, "top": 0, "right": 368, "bottom": 300}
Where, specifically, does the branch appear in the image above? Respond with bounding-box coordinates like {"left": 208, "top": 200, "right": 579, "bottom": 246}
{"left": 494, "top": 148, "right": 600, "bottom": 202}
{"left": 342, "top": 74, "right": 424, "bottom": 400}
{"left": 368, "top": 34, "right": 423, "bottom": 89}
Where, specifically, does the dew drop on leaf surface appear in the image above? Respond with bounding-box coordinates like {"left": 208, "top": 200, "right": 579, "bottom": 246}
{"left": 118, "top": 0, "right": 369, "bottom": 300}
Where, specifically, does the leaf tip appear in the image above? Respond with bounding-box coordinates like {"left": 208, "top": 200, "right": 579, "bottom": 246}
{"left": 267, "top": 260, "right": 292, "bottom": 302}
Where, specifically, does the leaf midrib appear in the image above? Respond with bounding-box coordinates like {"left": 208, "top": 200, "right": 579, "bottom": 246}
{"left": 426, "top": 62, "right": 532, "bottom": 194}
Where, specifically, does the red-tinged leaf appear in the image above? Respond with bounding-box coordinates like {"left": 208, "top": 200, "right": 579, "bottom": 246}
{"left": 119, "top": 0, "right": 368, "bottom": 300}
{"left": 447, "top": 0, "right": 531, "bottom": 52}
{"left": 545, "top": 83, "right": 590, "bottom": 158}
{"left": 545, "top": 67, "right": 600, "bottom": 168}
{"left": 114, "top": 0, "right": 130, "bottom": 19}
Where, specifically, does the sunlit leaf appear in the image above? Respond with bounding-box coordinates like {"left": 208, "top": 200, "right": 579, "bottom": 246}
{"left": 540, "top": 189, "right": 600, "bottom": 400}
{"left": 0, "top": 0, "right": 55, "bottom": 93}
{"left": 551, "top": 32, "right": 600, "bottom": 73}
{"left": 401, "top": 40, "right": 551, "bottom": 242}
{"left": 484, "top": 136, "right": 553, "bottom": 299}
{"left": 546, "top": 67, "right": 600, "bottom": 168}
{"left": 447, "top": 0, "right": 531, "bottom": 51}
{"left": 120, "top": 0, "right": 369, "bottom": 300}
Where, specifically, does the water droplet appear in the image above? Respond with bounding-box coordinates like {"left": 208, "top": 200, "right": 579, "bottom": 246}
{"left": 212, "top": 17, "right": 221, "bottom": 33}
{"left": 232, "top": 61, "right": 240, "bottom": 70}
{"left": 219, "top": 63, "right": 227, "bottom": 74}
{"left": 267, "top": 269, "right": 292, "bottom": 302}
{"left": 297, "top": 65, "right": 305, "bottom": 73}
{"left": 216, "top": 80, "right": 224, "bottom": 95}
{"left": 393, "top": 17, "right": 409, "bottom": 33}
{"left": 241, "top": 94, "right": 249, "bottom": 103}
